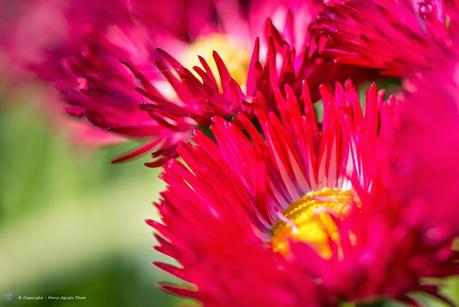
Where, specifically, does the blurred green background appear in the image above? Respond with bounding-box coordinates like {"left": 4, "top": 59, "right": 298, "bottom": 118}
{"left": 0, "top": 81, "right": 184, "bottom": 307}
{"left": 1, "top": 80, "right": 459, "bottom": 307}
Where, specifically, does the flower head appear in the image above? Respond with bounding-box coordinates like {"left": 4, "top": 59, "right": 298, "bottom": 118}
{"left": 149, "top": 78, "right": 459, "bottom": 305}
{"left": 9, "top": 0, "right": 375, "bottom": 165}
{"left": 130, "top": 7, "right": 376, "bottom": 165}
{"left": 27, "top": 0, "right": 250, "bottom": 163}
{"left": 7, "top": 0, "right": 246, "bottom": 162}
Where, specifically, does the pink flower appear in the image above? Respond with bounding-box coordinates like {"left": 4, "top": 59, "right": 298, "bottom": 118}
{"left": 319, "top": 0, "right": 459, "bottom": 76}
{"left": 8, "top": 0, "right": 374, "bottom": 164}
{"left": 1, "top": 0, "right": 227, "bottom": 161}
{"left": 129, "top": 6, "right": 376, "bottom": 165}
{"left": 148, "top": 78, "right": 459, "bottom": 305}
{"left": 19, "top": 0, "right": 252, "bottom": 163}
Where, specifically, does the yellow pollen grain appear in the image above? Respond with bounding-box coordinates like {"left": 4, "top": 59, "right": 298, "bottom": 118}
{"left": 271, "top": 187, "right": 359, "bottom": 259}
{"left": 180, "top": 33, "right": 250, "bottom": 86}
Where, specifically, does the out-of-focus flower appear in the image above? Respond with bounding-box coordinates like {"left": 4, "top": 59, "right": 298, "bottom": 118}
{"left": 0, "top": 0, "right": 223, "bottom": 155}
{"left": 4, "top": 0, "right": 375, "bottom": 164}
{"left": 319, "top": 0, "right": 459, "bottom": 76}
{"left": 35, "top": 0, "right": 248, "bottom": 162}
{"left": 11, "top": 0, "right": 252, "bottom": 163}
{"left": 129, "top": 4, "right": 376, "bottom": 165}
{"left": 148, "top": 79, "right": 459, "bottom": 305}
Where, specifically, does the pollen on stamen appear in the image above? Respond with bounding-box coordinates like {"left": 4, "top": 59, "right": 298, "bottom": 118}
{"left": 271, "top": 187, "right": 359, "bottom": 259}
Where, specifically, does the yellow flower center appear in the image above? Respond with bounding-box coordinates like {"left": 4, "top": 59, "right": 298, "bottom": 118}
{"left": 180, "top": 33, "right": 250, "bottom": 86}
{"left": 271, "top": 188, "right": 359, "bottom": 259}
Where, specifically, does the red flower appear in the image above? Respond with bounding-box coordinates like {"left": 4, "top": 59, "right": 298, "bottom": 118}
{"left": 4, "top": 0, "right": 374, "bottom": 164}
{"left": 31, "top": 0, "right": 288, "bottom": 164}
{"left": 130, "top": 9, "right": 376, "bottom": 165}
{"left": 148, "top": 79, "right": 459, "bottom": 305}
{"left": 3, "top": 0, "right": 245, "bottom": 162}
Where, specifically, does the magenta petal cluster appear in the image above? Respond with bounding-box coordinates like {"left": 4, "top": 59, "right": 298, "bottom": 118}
{"left": 129, "top": 11, "right": 376, "bottom": 165}
{"left": 149, "top": 79, "right": 459, "bottom": 305}
{"left": 2, "top": 0, "right": 376, "bottom": 164}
